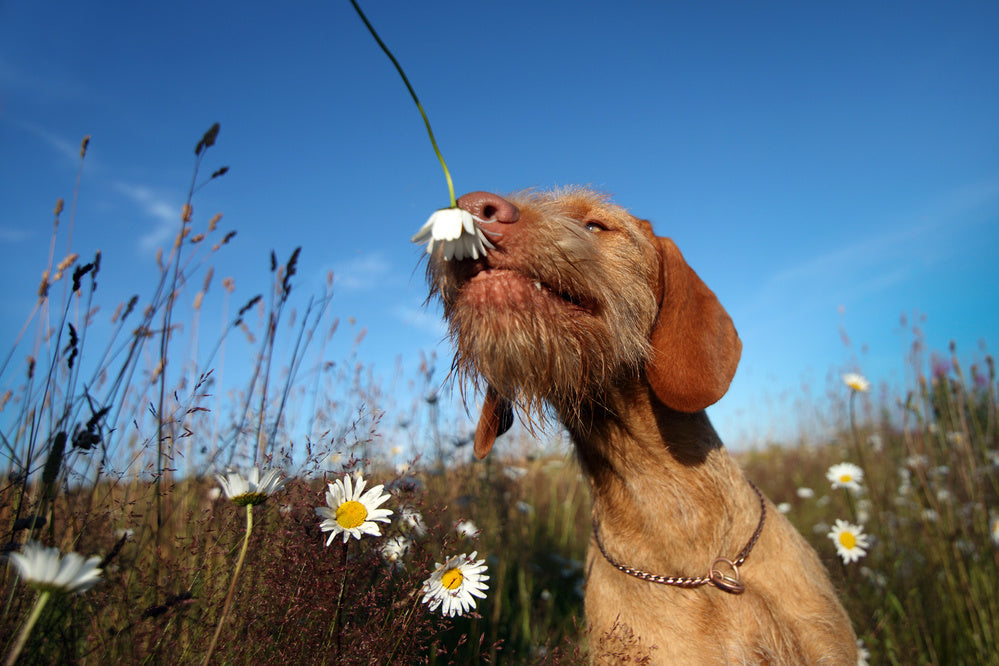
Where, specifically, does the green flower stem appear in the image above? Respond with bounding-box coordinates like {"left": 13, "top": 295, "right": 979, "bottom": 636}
{"left": 349, "top": 0, "right": 457, "bottom": 207}
{"left": 330, "top": 540, "right": 350, "bottom": 656}
{"left": 202, "top": 504, "right": 254, "bottom": 666}
{"left": 842, "top": 488, "right": 858, "bottom": 525}
{"left": 4, "top": 589, "right": 51, "bottom": 666}
{"left": 847, "top": 392, "right": 868, "bottom": 473}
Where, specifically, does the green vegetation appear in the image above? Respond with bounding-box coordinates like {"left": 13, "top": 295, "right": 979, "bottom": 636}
{"left": 2, "top": 128, "right": 996, "bottom": 664}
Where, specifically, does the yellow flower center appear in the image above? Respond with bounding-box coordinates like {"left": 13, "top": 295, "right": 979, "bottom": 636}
{"left": 233, "top": 492, "right": 267, "bottom": 507}
{"left": 441, "top": 568, "right": 464, "bottom": 590}
{"left": 336, "top": 500, "right": 368, "bottom": 529}
{"left": 839, "top": 474, "right": 853, "bottom": 483}
{"left": 839, "top": 532, "right": 857, "bottom": 549}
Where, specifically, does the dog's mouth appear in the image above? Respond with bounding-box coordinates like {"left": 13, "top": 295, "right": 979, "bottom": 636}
{"left": 458, "top": 267, "right": 593, "bottom": 314}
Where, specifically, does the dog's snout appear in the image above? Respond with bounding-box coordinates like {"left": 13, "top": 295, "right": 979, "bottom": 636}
{"left": 457, "top": 192, "right": 520, "bottom": 224}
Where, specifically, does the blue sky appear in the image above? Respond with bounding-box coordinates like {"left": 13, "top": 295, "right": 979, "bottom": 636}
{"left": 2, "top": 1, "right": 997, "bottom": 450}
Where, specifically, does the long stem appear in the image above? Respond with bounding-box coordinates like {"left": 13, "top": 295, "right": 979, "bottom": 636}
{"left": 349, "top": 0, "right": 456, "bottom": 207}
{"left": 848, "top": 391, "right": 865, "bottom": 468}
{"left": 202, "top": 504, "right": 254, "bottom": 666}
{"left": 332, "top": 540, "right": 349, "bottom": 656}
{"left": 4, "top": 590, "right": 51, "bottom": 666}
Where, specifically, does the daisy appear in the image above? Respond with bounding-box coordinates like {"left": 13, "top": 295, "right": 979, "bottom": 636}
{"left": 6, "top": 541, "right": 102, "bottom": 594}
{"left": 215, "top": 467, "right": 287, "bottom": 506}
{"left": 827, "top": 519, "right": 870, "bottom": 564}
{"left": 380, "top": 535, "right": 411, "bottom": 567}
{"left": 796, "top": 487, "right": 815, "bottom": 499}
{"left": 422, "top": 551, "right": 489, "bottom": 617}
{"left": 857, "top": 639, "right": 871, "bottom": 666}
{"left": 455, "top": 519, "right": 480, "bottom": 539}
{"left": 205, "top": 467, "right": 285, "bottom": 665}
{"left": 827, "top": 462, "right": 864, "bottom": 493}
{"left": 4, "top": 542, "right": 103, "bottom": 665}
{"left": 411, "top": 207, "right": 494, "bottom": 261}
{"left": 842, "top": 373, "right": 870, "bottom": 392}
{"left": 399, "top": 506, "right": 427, "bottom": 537}
{"left": 316, "top": 473, "right": 393, "bottom": 545}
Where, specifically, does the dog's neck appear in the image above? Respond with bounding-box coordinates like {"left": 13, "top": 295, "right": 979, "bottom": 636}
{"left": 566, "top": 383, "right": 762, "bottom": 575}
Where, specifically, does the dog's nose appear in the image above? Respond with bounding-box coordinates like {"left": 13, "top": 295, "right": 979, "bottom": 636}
{"left": 457, "top": 192, "right": 520, "bottom": 224}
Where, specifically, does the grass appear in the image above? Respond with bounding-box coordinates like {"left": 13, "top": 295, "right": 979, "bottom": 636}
{"left": 2, "top": 127, "right": 997, "bottom": 664}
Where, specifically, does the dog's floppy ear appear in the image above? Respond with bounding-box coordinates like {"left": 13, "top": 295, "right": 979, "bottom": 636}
{"left": 646, "top": 236, "right": 741, "bottom": 412}
{"left": 473, "top": 384, "right": 514, "bottom": 459}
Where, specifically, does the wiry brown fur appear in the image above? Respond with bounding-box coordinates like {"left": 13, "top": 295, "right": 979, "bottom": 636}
{"left": 426, "top": 188, "right": 857, "bottom": 664}
{"left": 429, "top": 188, "right": 659, "bottom": 428}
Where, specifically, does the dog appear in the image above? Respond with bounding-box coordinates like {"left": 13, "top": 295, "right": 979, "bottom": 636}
{"left": 424, "top": 188, "right": 857, "bottom": 664}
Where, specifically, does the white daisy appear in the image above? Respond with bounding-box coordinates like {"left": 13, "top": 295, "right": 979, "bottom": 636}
{"left": 455, "top": 519, "right": 480, "bottom": 539}
{"left": 6, "top": 541, "right": 102, "bottom": 594}
{"left": 380, "top": 535, "right": 411, "bottom": 567}
{"left": 421, "top": 551, "right": 489, "bottom": 617}
{"left": 796, "top": 487, "right": 815, "bottom": 499}
{"left": 777, "top": 502, "right": 792, "bottom": 514}
{"left": 316, "top": 473, "right": 392, "bottom": 545}
{"left": 827, "top": 462, "right": 864, "bottom": 493}
{"left": 857, "top": 639, "right": 871, "bottom": 666}
{"left": 399, "top": 506, "right": 427, "bottom": 537}
{"left": 842, "top": 372, "right": 871, "bottom": 392}
{"left": 215, "top": 467, "right": 287, "bottom": 506}
{"left": 827, "top": 519, "right": 870, "bottom": 564}
{"left": 502, "top": 465, "right": 528, "bottom": 481}
{"left": 411, "top": 207, "right": 494, "bottom": 261}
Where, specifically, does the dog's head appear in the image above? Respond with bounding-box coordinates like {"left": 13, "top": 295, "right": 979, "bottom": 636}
{"left": 425, "top": 188, "right": 741, "bottom": 457}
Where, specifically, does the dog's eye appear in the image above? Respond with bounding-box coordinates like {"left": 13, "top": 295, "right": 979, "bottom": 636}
{"left": 584, "top": 220, "right": 607, "bottom": 233}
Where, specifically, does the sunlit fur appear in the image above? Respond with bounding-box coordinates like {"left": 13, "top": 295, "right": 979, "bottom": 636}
{"left": 428, "top": 188, "right": 658, "bottom": 429}
{"left": 426, "top": 187, "right": 858, "bottom": 664}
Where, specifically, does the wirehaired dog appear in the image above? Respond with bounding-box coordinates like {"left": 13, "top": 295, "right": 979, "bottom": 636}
{"left": 425, "top": 188, "right": 857, "bottom": 664}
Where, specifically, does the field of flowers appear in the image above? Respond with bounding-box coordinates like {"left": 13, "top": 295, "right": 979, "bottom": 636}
{"left": 2, "top": 128, "right": 997, "bottom": 665}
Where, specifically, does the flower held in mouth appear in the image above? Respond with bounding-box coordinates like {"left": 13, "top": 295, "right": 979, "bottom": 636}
{"left": 411, "top": 207, "right": 494, "bottom": 261}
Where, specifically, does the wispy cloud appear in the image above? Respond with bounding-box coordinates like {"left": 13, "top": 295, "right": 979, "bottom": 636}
{"left": 331, "top": 252, "right": 397, "bottom": 291}
{"left": 392, "top": 303, "right": 447, "bottom": 339}
{"left": 0, "top": 56, "right": 92, "bottom": 106}
{"left": 746, "top": 175, "right": 999, "bottom": 316}
{"left": 0, "top": 227, "right": 31, "bottom": 243}
{"left": 111, "top": 181, "right": 181, "bottom": 253}
{"left": 11, "top": 119, "right": 90, "bottom": 168}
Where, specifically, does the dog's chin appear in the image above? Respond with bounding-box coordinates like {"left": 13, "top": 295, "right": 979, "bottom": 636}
{"left": 446, "top": 270, "right": 616, "bottom": 416}
{"left": 458, "top": 269, "right": 592, "bottom": 316}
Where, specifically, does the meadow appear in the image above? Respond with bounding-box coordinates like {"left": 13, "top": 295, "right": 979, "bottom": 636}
{"left": 2, "top": 127, "right": 997, "bottom": 665}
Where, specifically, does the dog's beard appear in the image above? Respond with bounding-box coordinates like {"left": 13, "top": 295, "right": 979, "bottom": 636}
{"left": 446, "top": 279, "right": 655, "bottom": 427}
{"left": 428, "top": 188, "right": 661, "bottom": 427}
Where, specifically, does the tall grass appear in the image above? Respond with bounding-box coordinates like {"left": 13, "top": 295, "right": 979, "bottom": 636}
{"left": 2, "top": 127, "right": 997, "bottom": 664}
{"left": 741, "top": 342, "right": 999, "bottom": 665}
